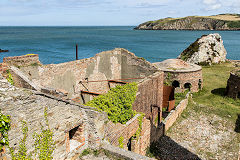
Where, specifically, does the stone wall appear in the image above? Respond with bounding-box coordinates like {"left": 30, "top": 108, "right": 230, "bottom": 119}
{"left": 163, "top": 92, "right": 190, "bottom": 131}
{"left": 0, "top": 74, "right": 108, "bottom": 159}
{"left": 226, "top": 71, "right": 240, "bottom": 99}
{"left": 3, "top": 54, "right": 40, "bottom": 67}
{"left": 163, "top": 70, "right": 203, "bottom": 92}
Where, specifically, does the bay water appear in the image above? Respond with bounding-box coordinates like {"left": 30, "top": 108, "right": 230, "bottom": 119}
{"left": 0, "top": 26, "right": 239, "bottom": 64}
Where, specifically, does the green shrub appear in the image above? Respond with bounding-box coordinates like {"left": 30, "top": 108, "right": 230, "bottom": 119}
{"left": 86, "top": 83, "right": 138, "bottom": 124}
{"left": 0, "top": 112, "right": 11, "bottom": 151}
{"left": 6, "top": 70, "right": 14, "bottom": 85}
{"left": 118, "top": 136, "right": 124, "bottom": 148}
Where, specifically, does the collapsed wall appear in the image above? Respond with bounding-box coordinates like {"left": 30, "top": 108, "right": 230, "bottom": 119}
{"left": 32, "top": 48, "right": 159, "bottom": 102}
{"left": 1, "top": 48, "right": 165, "bottom": 157}
{"left": 0, "top": 74, "right": 107, "bottom": 159}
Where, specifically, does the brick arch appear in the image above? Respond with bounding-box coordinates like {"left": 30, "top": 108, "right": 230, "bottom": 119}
{"left": 184, "top": 82, "right": 192, "bottom": 89}
{"left": 172, "top": 80, "right": 180, "bottom": 88}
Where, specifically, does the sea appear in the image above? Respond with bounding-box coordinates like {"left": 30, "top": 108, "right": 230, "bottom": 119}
{"left": 0, "top": 26, "right": 239, "bottom": 64}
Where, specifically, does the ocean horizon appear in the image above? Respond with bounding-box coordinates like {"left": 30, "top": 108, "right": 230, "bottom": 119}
{"left": 0, "top": 26, "right": 239, "bottom": 64}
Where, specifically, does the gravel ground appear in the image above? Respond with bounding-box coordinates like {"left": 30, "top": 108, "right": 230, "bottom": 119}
{"left": 165, "top": 103, "right": 240, "bottom": 160}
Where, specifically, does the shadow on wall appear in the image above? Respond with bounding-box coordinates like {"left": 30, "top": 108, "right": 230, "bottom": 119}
{"left": 147, "top": 135, "right": 201, "bottom": 160}
{"left": 211, "top": 88, "right": 227, "bottom": 97}
{"left": 235, "top": 114, "right": 240, "bottom": 133}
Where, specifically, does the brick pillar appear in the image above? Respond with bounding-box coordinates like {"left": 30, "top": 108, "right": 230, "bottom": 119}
{"left": 131, "top": 139, "right": 140, "bottom": 154}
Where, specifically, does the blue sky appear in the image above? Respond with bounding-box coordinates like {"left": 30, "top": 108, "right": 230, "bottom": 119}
{"left": 0, "top": 0, "right": 239, "bottom": 26}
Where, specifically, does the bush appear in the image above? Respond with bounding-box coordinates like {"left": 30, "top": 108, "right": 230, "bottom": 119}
{"left": 86, "top": 83, "right": 138, "bottom": 124}
{"left": 0, "top": 112, "right": 11, "bottom": 151}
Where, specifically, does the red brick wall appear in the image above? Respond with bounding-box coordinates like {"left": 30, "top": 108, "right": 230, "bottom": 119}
{"left": 0, "top": 63, "right": 8, "bottom": 75}
{"left": 104, "top": 114, "right": 140, "bottom": 150}
{"left": 133, "top": 72, "right": 164, "bottom": 121}
{"left": 163, "top": 70, "right": 203, "bottom": 92}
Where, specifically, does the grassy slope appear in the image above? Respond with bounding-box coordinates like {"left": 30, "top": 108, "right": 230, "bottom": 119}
{"left": 166, "top": 62, "right": 240, "bottom": 159}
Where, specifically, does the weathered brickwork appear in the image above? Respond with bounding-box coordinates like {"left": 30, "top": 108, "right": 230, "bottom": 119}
{"left": 154, "top": 59, "right": 203, "bottom": 93}
{"left": 1, "top": 48, "right": 166, "bottom": 157}
{"left": 163, "top": 70, "right": 203, "bottom": 92}
{"left": 0, "top": 63, "right": 8, "bottom": 75}
{"left": 131, "top": 118, "right": 164, "bottom": 155}
{"left": 226, "top": 70, "right": 240, "bottom": 99}
{"left": 104, "top": 114, "right": 140, "bottom": 149}
{"left": 163, "top": 93, "right": 190, "bottom": 131}
{"left": 3, "top": 54, "right": 40, "bottom": 67}
{"left": 31, "top": 48, "right": 159, "bottom": 101}
{"left": 133, "top": 72, "right": 163, "bottom": 121}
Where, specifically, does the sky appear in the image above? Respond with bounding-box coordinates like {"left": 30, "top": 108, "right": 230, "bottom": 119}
{"left": 0, "top": 0, "right": 239, "bottom": 26}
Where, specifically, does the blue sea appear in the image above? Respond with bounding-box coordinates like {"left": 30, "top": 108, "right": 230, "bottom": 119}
{"left": 0, "top": 26, "right": 239, "bottom": 64}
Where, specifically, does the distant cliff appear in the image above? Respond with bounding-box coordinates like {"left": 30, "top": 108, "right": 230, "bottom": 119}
{"left": 135, "top": 14, "right": 240, "bottom": 30}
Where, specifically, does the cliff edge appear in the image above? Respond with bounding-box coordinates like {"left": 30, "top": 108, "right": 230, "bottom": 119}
{"left": 135, "top": 14, "right": 240, "bottom": 30}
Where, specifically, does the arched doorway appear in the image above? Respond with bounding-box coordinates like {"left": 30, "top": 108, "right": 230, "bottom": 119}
{"left": 172, "top": 80, "right": 180, "bottom": 88}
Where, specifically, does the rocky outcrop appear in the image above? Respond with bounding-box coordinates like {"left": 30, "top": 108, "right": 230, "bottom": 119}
{"left": 178, "top": 33, "right": 227, "bottom": 65}
{"left": 135, "top": 15, "right": 240, "bottom": 30}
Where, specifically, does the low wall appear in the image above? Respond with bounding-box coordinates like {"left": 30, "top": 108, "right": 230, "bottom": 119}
{"left": 163, "top": 92, "right": 190, "bottom": 131}
{"left": 104, "top": 114, "right": 140, "bottom": 150}
{"left": 131, "top": 118, "right": 164, "bottom": 155}
{"left": 102, "top": 143, "right": 154, "bottom": 160}
{"left": 3, "top": 54, "right": 40, "bottom": 67}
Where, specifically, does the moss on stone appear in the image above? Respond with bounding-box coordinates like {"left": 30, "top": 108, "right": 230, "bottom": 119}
{"left": 180, "top": 40, "right": 200, "bottom": 61}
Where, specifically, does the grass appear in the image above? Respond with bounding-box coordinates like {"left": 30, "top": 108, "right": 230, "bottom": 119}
{"left": 191, "top": 63, "right": 240, "bottom": 123}
{"left": 165, "top": 62, "right": 240, "bottom": 159}
{"left": 175, "top": 90, "right": 188, "bottom": 106}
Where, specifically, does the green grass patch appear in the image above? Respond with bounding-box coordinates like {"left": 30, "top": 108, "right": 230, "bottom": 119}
{"left": 192, "top": 63, "right": 240, "bottom": 123}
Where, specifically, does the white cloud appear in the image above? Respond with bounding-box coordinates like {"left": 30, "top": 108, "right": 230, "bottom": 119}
{"left": 209, "top": 3, "right": 222, "bottom": 10}
{"left": 202, "top": 0, "right": 222, "bottom": 10}
{"left": 203, "top": 0, "right": 218, "bottom": 5}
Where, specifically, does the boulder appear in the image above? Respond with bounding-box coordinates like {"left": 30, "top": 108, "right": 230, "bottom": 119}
{"left": 178, "top": 33, "right": 227, "bottom": 65}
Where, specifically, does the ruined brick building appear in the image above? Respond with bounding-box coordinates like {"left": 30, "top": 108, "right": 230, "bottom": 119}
{"left": 0, "top": 48, "right": 198, "bottom": 159}
{"left": 154, "top": 59, "right": 203, "bottom": 93}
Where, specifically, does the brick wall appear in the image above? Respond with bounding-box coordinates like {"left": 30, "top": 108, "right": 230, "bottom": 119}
{"left": 104, "top": 114, "right": 140, "bottom": 150}
{"left": 133, "top": 72, "right": 164, "bottom": 121}
{"left": 163, "top": 92, "right": 190, "bottom": 131}
{"left": 3, "top": 54, "right": 40, "bottom": 67}
{"left": 0, "top": 63, "right": 8, "bottom": 75}
{"left": 227, "top": 71, "right": 240, "bottom": 99}
{"left": 35, "top": 48, "right": 159, "bottom": 101}
{"left": 163, "top": 70, "right": 203, "bottom": 92}
{"left": 131, "top": 118, "right": 164, "bottom": 155}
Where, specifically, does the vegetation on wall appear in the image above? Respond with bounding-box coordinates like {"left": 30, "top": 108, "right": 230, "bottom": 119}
{"left": 164, "top": 72, "right": 173, "bottom": 86}
{"left": 9, "top": 107, "right": 55, "bottom": 160}
{"left": 132, "top": 113, "right": 145, "bottom": 141}
{"left": 0, "top": 112, "right": 11, "bottom": 151}
{"left": 86, "top": 83, "right": 138, "bottom": 124}
{"left": 10, "top": 121, "right": 32, "bottom": 160}
{"left": 33, "top": 107, "right": 55, "bottom": 160}
{"left": 118, "top": 136, "right": 124, "bottom": 148}
{"left": 6, "top": 70, "right": 14, "bottom": 85}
